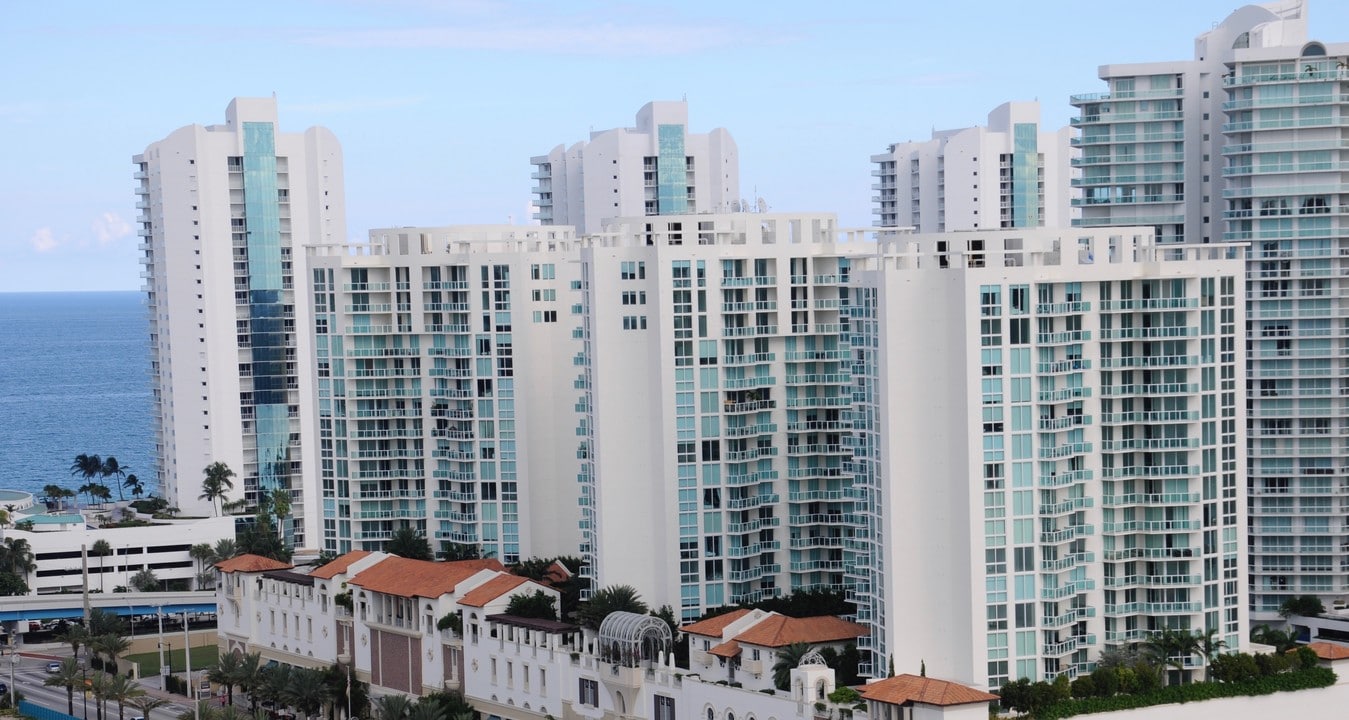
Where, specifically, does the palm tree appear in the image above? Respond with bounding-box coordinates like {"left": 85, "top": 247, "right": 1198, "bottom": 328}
{"left": 124, "top": 474, "right": 146, "bottom": 501}
{"left": 213, "top": 538, "right": 239, "bottom": 561}
{"left": 131, "top": 568, "right": 160, "bottom": 592}
{"left": 72, "top": 453, "right": 104, "bottom": 505}
{"left": 208, "top": 652, "right": 243, "bottom": 706}
{"left": 1251, "top": 624, "right": 1298, "bottom": 653}
{"left": 258, "top": 665, "right": 293, "bottom": 715}
{"left": 91, "top": 539, "right": 113, "bottom": 592}
{"left": 91, "top": 483, "right": 113, "bottom": 507}
{"left": 575, "top": 584, "right": 648, "bottom": 629}
{"left": 127, "top": 695, "right": 173, "bottom": 720}
{"left": 235, "top": 652, "right": 262, "bottom": 712}
{"left": 105, "top": 672, "right": 143, "bottom": 720}
{"left": 385, "top": 526, "right": 432, "bottom": 560}
{"left": 43, "top": 657, "right": 83, "bottom": 715}
{"left": 1, "top": 537, "right": 35, "bottom": 578}
{"left": 406, "top": 701, "right": 445, "bottom": 720}
{"left": 284, "top": 668, "right": 327, "bottom": 720}
{"left": 91, "top": 633, "right": 132, "bottom": 675}
{"left": 270, "top": 487, "right": 292, "bottom": 539}
{"left": 1194, "top": 627, "right": 1227, "bottom": 681}
{"left": 200, "top": 463, "right": 236, "bottom": 516}
{"left": 42, "top": 483, "right": 68, "bottom": 511}
{"left": 56, "top": 624, "right": 90, "bottom": 660}
{"left": 102, "top": 457, "right": 130, "bottom": 502}
{"left": 90, "top": 671, "right": 112, "bottom": 720}
{"left": 374, "top": 695, "right": 413, "bottom": 720}
{"left": 1144, "top": 628, "right": 1199, "bottom": 686}
{"left": 772, "top": 642, "right": 814, "bottom": 691}
{"left": 190, "top": 544, "right": 218, "bottom": 590}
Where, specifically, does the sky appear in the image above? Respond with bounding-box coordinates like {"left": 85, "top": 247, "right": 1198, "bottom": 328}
{"left": 3, "top": 0, "right": 1348, "bottom": 292}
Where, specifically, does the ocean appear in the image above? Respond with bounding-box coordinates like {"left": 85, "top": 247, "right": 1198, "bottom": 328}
{"left": 0, "top": 292, "right": 156, "bottom": 501}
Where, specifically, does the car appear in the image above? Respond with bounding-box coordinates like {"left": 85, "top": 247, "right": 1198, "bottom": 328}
{"left": 0, "top": 682, "right": 8, "bottom": 694}
{"left": 46, "top": 661, "right": 62, "bottom": 673}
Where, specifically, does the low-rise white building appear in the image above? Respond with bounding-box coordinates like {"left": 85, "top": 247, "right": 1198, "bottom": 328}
{"left": 681, "top": 608, "right": 867, "bottom": 692}
{"left": 15, "top": 514, "right": 235, "bottom": 595}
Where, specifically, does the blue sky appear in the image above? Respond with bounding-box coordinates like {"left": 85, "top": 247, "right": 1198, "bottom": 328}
{"left": 3, "top": 0, "right": 1347, "bottom": 292}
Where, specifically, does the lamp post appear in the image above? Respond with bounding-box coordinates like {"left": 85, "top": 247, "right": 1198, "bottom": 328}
{"left": 337, "top": 653, "right": 352, "bottom": 720}
{"left": 80, "top": 645, "right": 88, "bottom": 720}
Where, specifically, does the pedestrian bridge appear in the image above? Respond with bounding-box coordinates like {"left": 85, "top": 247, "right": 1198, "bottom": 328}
{"left": 0, "top": 591, "right": 215, "bottom": 622}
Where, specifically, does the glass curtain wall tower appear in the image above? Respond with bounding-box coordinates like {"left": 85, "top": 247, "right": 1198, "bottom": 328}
{"left": 135, "top": 97, "right": 345, "bottom": 541}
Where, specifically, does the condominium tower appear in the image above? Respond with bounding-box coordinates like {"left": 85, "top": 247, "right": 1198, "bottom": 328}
{"left": 848, "top": 228, "right": 1248, "bottom": 685}
{"left": 135, "top": 97, "right": 346, "bottom": 538}
{"left": 531, "top": 101, "right": 740, "bottom": 234}
{"left": 871, "top": 101, "right": 1073, "bottom": 231}
{"left": 576, "top": 213, "right": 869, "bottom": 620}
{"left": 1070, "top": 0, "right": 1349, "bottom": 620}
{"left": 304, "top": 227, "right": 583, "bottom": 561}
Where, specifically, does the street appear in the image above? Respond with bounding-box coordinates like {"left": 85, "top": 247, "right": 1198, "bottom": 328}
{"left": 8, "top": 651, "right": 194, "bottom": 720}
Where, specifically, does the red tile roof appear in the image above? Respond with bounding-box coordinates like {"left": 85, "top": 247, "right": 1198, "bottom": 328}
{"left": 732, "top": 614, "right": 867, "bottom": 648}
{"left": 709, "top": 640, "right": 742, "bottom": 658}
{"left": 860, "top": 675, "right": 998, "bottom": 707}
{"left": 350, "top": 557, "right": 503, "bottom": 598}
{"left": 458, "top": 574, "right": 532, "bottom": 608}
{"left": 681, "top": 609, "right": 754, "bottom": 637}
{"left": 1304, "top": 641, "right": 1349, "bottom": 661}
{"left": 215, "top": 554, "right": 292, "bottom": 574}
{"left": 310, "top": 550, "right": 374, "bottom": 580}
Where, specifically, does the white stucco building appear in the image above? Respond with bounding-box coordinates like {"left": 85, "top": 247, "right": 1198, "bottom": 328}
{"left": 847, "top": 227, "right": 1248, "bottom": 685}
{"left": 530, "top": 101, "right": 740, "bottom": 234}
{"left": 135, "top": 96, "right": 346, "bottom": 542}
{"left": 871, "top": 101, "right": 1072, "bottom": 232}
{"left": 303, "top": 226, "right": 584, "bottom": 561}
{"left": 1069, "top": 0, "right": 1349, "bottom": 622}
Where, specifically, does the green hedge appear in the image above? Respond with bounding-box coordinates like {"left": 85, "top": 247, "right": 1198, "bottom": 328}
{"left": 1036, "top": 667, "right": 1337, "bottom": 720}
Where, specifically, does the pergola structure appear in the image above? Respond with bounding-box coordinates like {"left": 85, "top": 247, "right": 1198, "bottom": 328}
{"left": 597, "top": 611, "right": 672, "bottom": 667}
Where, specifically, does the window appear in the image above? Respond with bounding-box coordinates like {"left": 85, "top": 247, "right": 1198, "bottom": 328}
{"left": 579, "top": 678, "right": 599, "bottom": 706}
{"left": 654, "top": 695, "right": 676, "bottom": 720}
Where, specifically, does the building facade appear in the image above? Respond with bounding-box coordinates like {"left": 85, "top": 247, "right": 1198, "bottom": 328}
{"left": 871, "top": 101, "right": 1072, "bottom": 232}
{"left": 575, "top": 213, "right": 870, "bottom": 620}
{"left": 135, "top": 97, "right": 346, "bottom": 540}
{"left": 530, "top": 101, "right": 740, "bottom": 234}
{"left": 1070, "top": 1, "right": 1349, "bottom": 620}
{"left": 304, "top": 227, "right": 583, "bottom": 561}
{"left": 848, "top": 228, "right": 1247, "bottom": 685}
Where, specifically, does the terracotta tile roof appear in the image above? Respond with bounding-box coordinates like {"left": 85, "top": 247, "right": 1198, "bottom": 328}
{"left": 681, "top": 609, "right": 754, "bottom": 637}
{"left": 709, "top": 640, "right": 742, "bottom": 658}
{"left": 732, "top": 614, "right": 867, "bottom": 648}
{"left": 459, "top": 574, "right": 532, "bottom": 608}
{"left": 310, "top": 550, "right": 374, "bottom": 580}
{"left": 543, "top": 561, "right": 573, "bottom": 584}
{"left": 349, "top": 557, "right": 503, "bottom": 598}
{"left": 215, "top": 554, "right": 292, "bottom": 574}
{"left": 860, "top": 675, "right": 998, "bottom": 707}
{"left": 1304, "top": 641, "right": 1349, "bottom": 660}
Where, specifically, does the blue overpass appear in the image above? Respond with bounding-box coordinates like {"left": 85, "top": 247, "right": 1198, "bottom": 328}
{"left": 0, "top": 591, "right": 215, "bottom": 622}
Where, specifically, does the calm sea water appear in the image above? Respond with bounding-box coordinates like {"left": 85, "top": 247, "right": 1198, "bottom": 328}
{"left": 0, "top": 292, "right": 156, "bottom": 500}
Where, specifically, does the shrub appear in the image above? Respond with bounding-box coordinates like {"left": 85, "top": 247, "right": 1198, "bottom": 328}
{"left": 828, "top": 686, "right": 862, "bottom": 705}
{"left": 1089, "top": 666, "right": 1118, "bottom": 697}
{"left": 1036, "top": 666, "right": 1336, "bottom": 720}
{"left": 1210, "top": 652, "right": 1260, "bottom": 683}
{"left": 1295, "top": 646, "right": 1320, "bottom": 671}
{"left": 165, "top": 674, "right": 188, "bottom": 696}
{"left": 1070, "top": 675, "right": 1096, "bottom": 699}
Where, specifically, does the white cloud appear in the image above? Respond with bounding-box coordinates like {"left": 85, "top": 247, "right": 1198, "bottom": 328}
{"left": 92, "top": 212, "right": 132, "bottom": 245}
{"left": 29, "top": 227, "right": 59, "bottom": 253}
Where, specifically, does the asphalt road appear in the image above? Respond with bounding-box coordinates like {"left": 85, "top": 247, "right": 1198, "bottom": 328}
{"left": 7, "top": 652, "right": 194, "bottom": 720}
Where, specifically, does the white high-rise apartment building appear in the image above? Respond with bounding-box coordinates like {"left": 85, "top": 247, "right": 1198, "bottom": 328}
{"left": 531, "top": 101, "right": 740, "bottom": 235}
{"left": 1070, "top": 0, "right": 1349, "bottom": 620}
{"left": 871, "top": 101, "right": 1073, "bottom": 232}
{"left": 848, "top": 228, "right": 1248, "bottom": 685}
{"left": 304, "top": 227, "right": 584, "bottom": 561}
{"left": 575, "top": 213, "right": 869, "bottom": 620}
{"left": 135, "top": 97, "right": 346, "bottom": 541}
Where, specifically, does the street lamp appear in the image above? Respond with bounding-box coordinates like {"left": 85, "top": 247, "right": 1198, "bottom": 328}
{"left": 157, "top": 608, "right": 169, "bottom": 692}
{"left": 80, "top": 645, "right": 88, "bottom": 720}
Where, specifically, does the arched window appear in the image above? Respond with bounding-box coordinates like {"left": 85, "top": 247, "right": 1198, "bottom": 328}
{"left": 1302, "top": 42, "right": 1327, "bottom": 57}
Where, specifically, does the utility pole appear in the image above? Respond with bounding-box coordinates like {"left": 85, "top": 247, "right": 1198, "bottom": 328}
{"left": 157, "top": 608, "right": 168, "bottom": 691}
